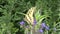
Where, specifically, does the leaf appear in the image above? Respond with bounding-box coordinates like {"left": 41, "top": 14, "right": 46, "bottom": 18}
{"left": 35, "top": 9, "right": 41, "bottom": 21}
{"left": 34, "top": 8, "right": 49, "bottom": 30}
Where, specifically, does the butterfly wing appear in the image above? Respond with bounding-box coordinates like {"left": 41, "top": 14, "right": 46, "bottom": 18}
{"left": 24, "top": 7, "right": 36, "bottom": 25}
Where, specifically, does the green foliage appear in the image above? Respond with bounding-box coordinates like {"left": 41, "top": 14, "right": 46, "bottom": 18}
{"left": 0, "top": 0, "right": 60, "bottom": 34}
{"left": 0, "top": 0, "right": 35, "bottom": 34}
{"left": 35, "top": 0, "right": 60, "bottom": 34}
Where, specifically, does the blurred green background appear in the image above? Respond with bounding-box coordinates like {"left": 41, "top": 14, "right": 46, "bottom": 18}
{"left": 0, "top": 0, "right": 36, "bottom": 34}
{"left": 0, "top": 0, "right": 60, "bottom": 34}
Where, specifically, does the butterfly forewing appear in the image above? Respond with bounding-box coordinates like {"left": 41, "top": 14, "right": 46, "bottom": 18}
{"left": 24, "top": 7, "right": 36, "bottom": 25}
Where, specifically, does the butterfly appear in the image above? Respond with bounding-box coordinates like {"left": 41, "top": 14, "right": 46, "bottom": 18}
{"left": 24, "top": 7, "right": 36, "bottom": 25}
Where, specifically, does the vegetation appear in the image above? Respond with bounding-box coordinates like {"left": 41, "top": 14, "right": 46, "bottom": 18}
{"left": 0, "top": 0, "right": 60, "bottom": 34}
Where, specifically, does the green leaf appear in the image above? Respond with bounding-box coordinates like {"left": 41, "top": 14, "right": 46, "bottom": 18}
{"left": 35, "top": 9, "right": 41, "bottom": 21}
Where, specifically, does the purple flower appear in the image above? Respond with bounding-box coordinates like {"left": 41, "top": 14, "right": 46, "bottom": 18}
{"left": 41, "top": 23, "right": 46, "bottom": 28}
{"left": 34, "top": 19, "right": 37, "bottom": 25}
{"left": 45, "top": 26, "right": 49, "bottom": 30}
{"left": 39, "top": 29, "right": 43, "bottom": 33}
{"left": 20, "top": 21, "right": 25, "bottom": 25}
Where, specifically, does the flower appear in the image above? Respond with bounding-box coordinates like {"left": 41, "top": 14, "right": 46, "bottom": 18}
{"left": 39, "top": 29, "right": 43, "bottom": 33}
{"left": 45, "top": 26, "right": 49, "bottom": 30}
{"left": 41, "top": 23, "right": 46, "bottom": 28}
{"left": 33, "top": 19, "right": 37, "bottom": 25}
{"left": 20, "top": 21, "right": 25, "bottom": 25}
